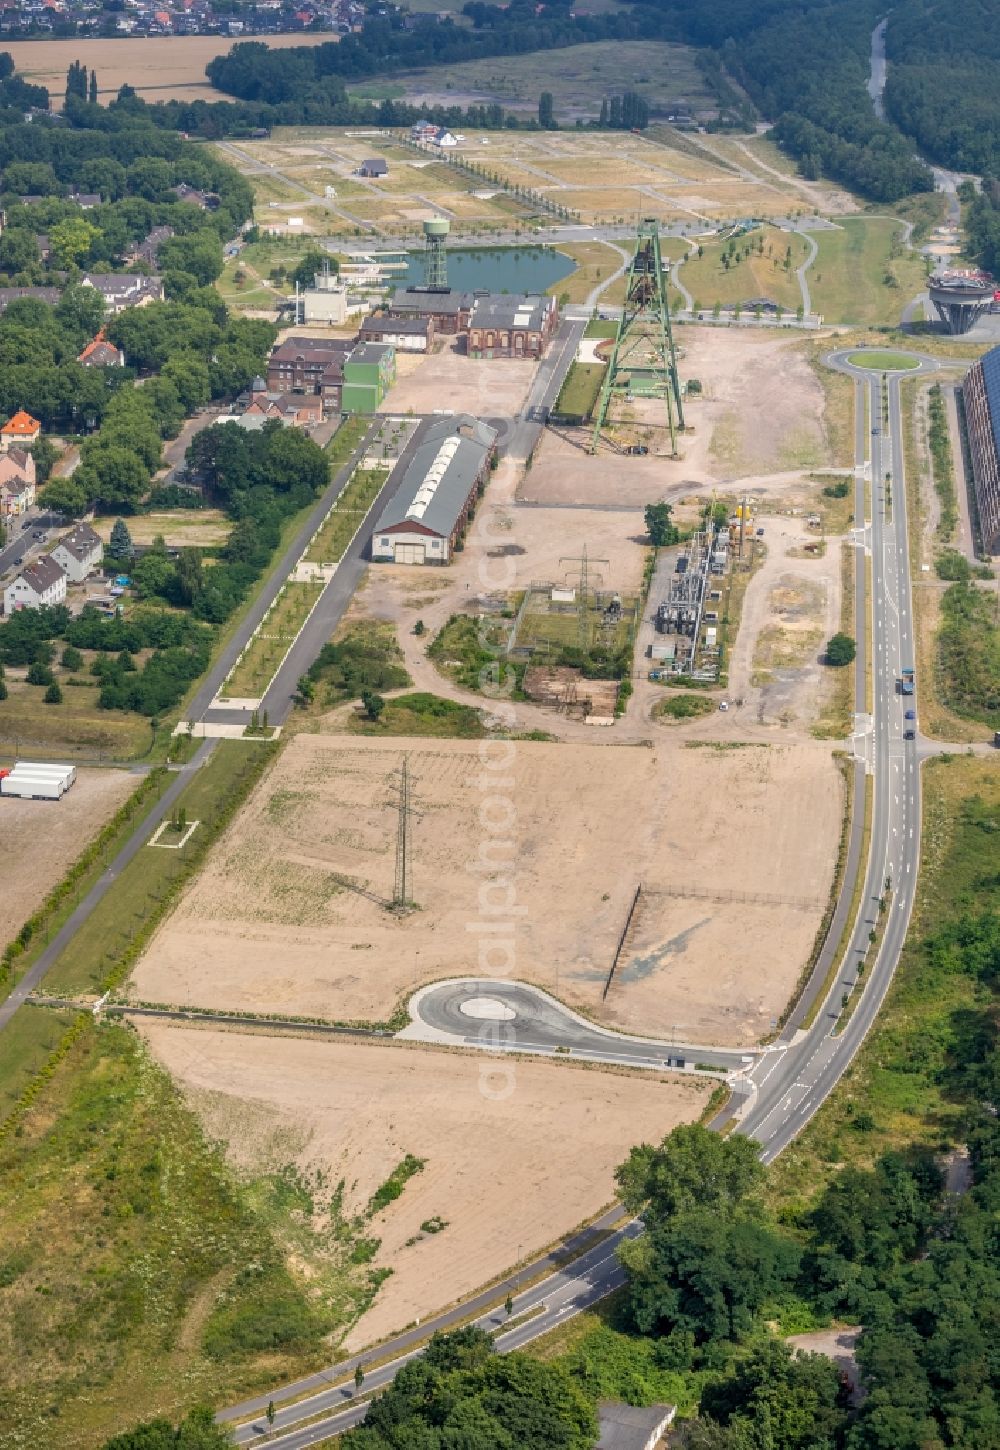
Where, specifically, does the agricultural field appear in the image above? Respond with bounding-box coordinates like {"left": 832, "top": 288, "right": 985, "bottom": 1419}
{"left": 142, "top": 1025, "right": 712, "bottom": 1350}
{"left": 5, "top": 33, "right": 329, "bottom": 106}
{"left": 129, "top": 732, "right": 842, "bottom": 1047}
{"left": 0, "top": 767, "right": 135, "bottom": 953}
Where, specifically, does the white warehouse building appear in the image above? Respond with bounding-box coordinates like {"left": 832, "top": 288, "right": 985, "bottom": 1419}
{"left": 372, "top": 414, "right": 497, "bottom": 565}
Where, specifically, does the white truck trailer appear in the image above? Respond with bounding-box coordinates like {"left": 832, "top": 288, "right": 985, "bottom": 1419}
{"left": 0, "top": 762, "right": 76, "bottom": 799}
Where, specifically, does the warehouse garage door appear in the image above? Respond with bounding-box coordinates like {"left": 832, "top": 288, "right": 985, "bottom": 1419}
{"left": 394, "top": 542, "right": 426, "bottom": 565}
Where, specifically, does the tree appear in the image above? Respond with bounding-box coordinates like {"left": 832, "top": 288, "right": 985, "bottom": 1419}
{"left": 108, "top": 518, "right": 135, "bottom": 564}
{"left": 644, "top": 501, "right": 680, "bottom": 548}
{"left": 50, "top": 217, "right": 102, "bottom": 269}
{"left": 616, "top": 1124, "right": 765, "bottom": 1220}
{"left": 100, "top": 1405, "right": 233, "bottom": 1449}
{"left": 361, "top": 689, "right": 385, "bottom": 722}
{"left": 89, "top": 68, "right": 98, "bottom": 105}
{"left": 30, "top": 436, "right": 60, "bottom": 485}
{"left": 26, "top": 661, "right": 55, "bottom": 686}
{"left": 354, "top": 1363, "right": 365, "bottom": 1391}
{"left": 44, "top": 681, "right": 63, "bottom": 704}
{"left": 825, "top": 632, "right": 856, "bottom": 666}
{"left": 61, "top": 645, "right": 83, "bottom": 670}
{"left": 291, "top": 249, "right": 337, "bottom": 291}
{"left": 538, "top": 91, "right": 555, "bottom": 129}
{"left": 41, "top": 475, "right": 87, "bottom": 519}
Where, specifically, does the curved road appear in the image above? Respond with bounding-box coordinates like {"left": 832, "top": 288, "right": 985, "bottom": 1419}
{"left": 222, "top": 348, "right": 933, "bottom": 1446}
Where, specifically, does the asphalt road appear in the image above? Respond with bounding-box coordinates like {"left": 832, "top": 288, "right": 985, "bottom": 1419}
{"left": 228, "top": 1221, "right": 641, "bottom": 1448}
{"left": 221, "top": 347, "right": 932, "bottom": 1447}
{"left": 404, "top": 979, "right": 751, "bottom": 1074}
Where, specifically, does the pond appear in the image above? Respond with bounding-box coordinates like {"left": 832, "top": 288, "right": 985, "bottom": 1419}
{"left": 393, "top": 245, "right": 575, "bottom": 295}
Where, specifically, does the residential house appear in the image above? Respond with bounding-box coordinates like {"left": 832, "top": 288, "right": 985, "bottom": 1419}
{"left": 125, "top": 224, "right": 174, "bottom": 267}
{"left": 0, "top": 448, "right": 36, "bottom": 516}
{"left": 433, "top": 128, "right": 458, "bottom": 147}
{"left": 78, "top": 329, "right": 125, "bottom": 367}
{"left": 0, "top": 285, "right": 60, "bottom": 314}
{"left": 4, "top": 553, "right": 66, "bottom": 613}
{"left": 1, "top": 409, "right": 41, "bottom": 452}
{"left": 173, "top": 182, "right": 220, "bottom": 211}
{"left": 242, "top": 378, "right": 323, "bottom": 427}
{"left": 68, "top": 190, "right": 101, "bottom": 208}
{"left": 50, "top": 521, "right": 103, "bottom": 583}
{"left": 81, "top": 273, "right": 164, "bottom": 313}
{"left": 358, "top": 157, "right": 388, "bottom": 178}
{"left": 410, "top": 120, "right": 438, "bottom": 142}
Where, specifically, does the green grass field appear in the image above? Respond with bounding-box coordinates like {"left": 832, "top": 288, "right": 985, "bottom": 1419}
{"left": 223, "top": 581, "right": 324, "bottom": 700}
{"left": 809, "top": 217, "right": 929, "bottom": 327}
{"left": 43, "top": 742, "right": 276, "bottom": 1000}
{"left": 305, "top": 467, "right": 388, "bottom": 566}
{"left": 554, "top": 361, "right": 605, "bottom": 419}
{"left": 348, "top": 692, "right": 486, "bottom": 738}
{"left": 679, "top": 225, "right": 810, "bottom": 312}
{"left": 846, "top": 349, "right": 919, "bottom": 371}
{"left": 0, "top": 673, "right": 154, "bottom": 760}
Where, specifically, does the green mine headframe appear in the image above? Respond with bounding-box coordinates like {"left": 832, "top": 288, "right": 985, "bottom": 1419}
{"left": 590, "top": 218, "right": 685, "bottom": 456}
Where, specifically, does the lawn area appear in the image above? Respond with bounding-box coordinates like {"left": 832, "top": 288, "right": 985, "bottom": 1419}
{"left": 768, "top": 753, "right": 1000, "bottom": 1206}
{"left": 223, "top": 581, "right": 324, "bottom": 700}
{"left": 326, "top": 413, "right": 371, "bottom": 470}
{"left": 655, "top": 692, "right": 716, "bottom": 720}
{"left": 678, "top": 225, "right": 810, "bottom": 312}
{"left": 846, "top": 349, "right": 919, "bottom": 371}
{"left": 809, "top": 216, "right": 929, "bottom": 327}
{"left": 0, "top": 1018, "right": 382, "bottom": 1450}
{"left": 44, "top": 741, "right": 277, "bottom": 1000}
{"left": 0, "top": 1005, "right": 78, "bottom": 1121}
{"left": 549, "top": 241, "right": 625, "bottom": 305}
{"left": 304, "top": 467, "right": 388, "bottom": 566}
{"left": 554, "top": 360, "right": 605, "bottom": 420}
{"left": 348, "top": 691, "right": 486, "bottom": 738}
{"left": 0, "top": 673, "right": 154, "bottom": 760}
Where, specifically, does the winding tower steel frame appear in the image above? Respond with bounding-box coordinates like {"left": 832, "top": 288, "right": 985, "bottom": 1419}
{"left": 590, "top": 218, "right": 684, "bottom": 456}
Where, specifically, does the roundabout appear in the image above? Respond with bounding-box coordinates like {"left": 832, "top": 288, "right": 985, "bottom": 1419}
{"left": 828, "top": 346, "right": 938, "bottom": 379}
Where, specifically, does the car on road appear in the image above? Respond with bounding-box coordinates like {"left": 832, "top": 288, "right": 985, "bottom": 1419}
{"left": 904, "top": 728, "right": 916, "bottom": 740}
{"left": 904, "top": 709, "right": 916, "bottom": 720}
{"left": 719, "top": 700, "right": 729, "bottom": 711}
{"left": 756, "top": 527, "right": 765, "bottom": 537}
{"left": 872, "top": 426, "right": 880, "bottom": 434}
{"left": 13, "top": 555, "right": 22, "bottom": 564}
{"left": 32, "top": 529, "right": 45, "bottom": 539}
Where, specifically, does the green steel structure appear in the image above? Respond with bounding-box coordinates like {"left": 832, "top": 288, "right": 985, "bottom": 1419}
{"left": 590, "top": 219, "right": 685, "bottom": 456}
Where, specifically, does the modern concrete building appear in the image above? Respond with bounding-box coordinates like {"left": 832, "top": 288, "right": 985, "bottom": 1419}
{"left": 928, "top": 270, "right": 995, "bottom": 335}
{"left": 341, "top": 342, "right": 396, "bottom": 414}
{"left": 4, "top": 553, "right": 66, "bottom": 613}
{"left": 372, "top": 413, "right": 497, "bottom": 564}
{"left": 467, "top": 292, "right": 557, "bottom": 358}
{"left": 51, "top": 522, "right": 103, "bottom": 583}
{"left": 963, "top": 343, "right": 1000, "bottom": 554}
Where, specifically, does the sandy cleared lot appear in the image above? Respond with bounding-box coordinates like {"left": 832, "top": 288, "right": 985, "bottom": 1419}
{"left": 131, "top": 733, "right": 841, "bottom": 1046}
{"left": 523, "top": 327, "right": 831, "bottom": 507}
{"left": 6, "top": 34, "right": 329, "bottom": 105}
{"left": 140, "top": 1025, "right": 710, "bottom": 1347}
{"left": 380, "top": 349, "right": 536, "bottom": 418}
{"left": 0, "top": 767, "right": 135, "bottom": 950}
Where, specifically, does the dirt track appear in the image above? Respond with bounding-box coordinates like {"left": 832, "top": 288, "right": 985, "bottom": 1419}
{"left": 140, "top": 1023, "right": 710, "bottom": 1349}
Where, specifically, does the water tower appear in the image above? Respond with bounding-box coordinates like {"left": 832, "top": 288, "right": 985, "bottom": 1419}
{"left": 422, "top": 217, "right": 450, "bottom": 290}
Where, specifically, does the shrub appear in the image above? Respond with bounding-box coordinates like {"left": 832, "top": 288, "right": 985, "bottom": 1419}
{"left": 44, "top": 681, "right": 63, "bottom": 704}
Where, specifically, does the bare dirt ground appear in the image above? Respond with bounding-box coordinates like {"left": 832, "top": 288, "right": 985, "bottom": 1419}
{"left": 523, "top": 328, "right": 833, "bottom": 507}
{"left": 140, "top": 1024, "right": 711, "bottom": 1348}
{"left": 380, "top": 349, "right": 536, "bottom": 418}
{"left": 130, "top": 731, "right": 840, "bottom": 1046}
{"left": 729, "top": 515, "right": 843, "bottom": 731}
{"left": 5, "top": 34, "right": 328, "bottom": 106}
{"left": 0, "top": 768, "right": 135, "bottom": 950}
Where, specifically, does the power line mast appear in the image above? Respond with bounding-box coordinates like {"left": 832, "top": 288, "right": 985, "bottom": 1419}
{"left": 560, "top": 546, "right": 609, "bottom": 653}
{"left": 590, "top": 217, "right": 685, "bottom": 457}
